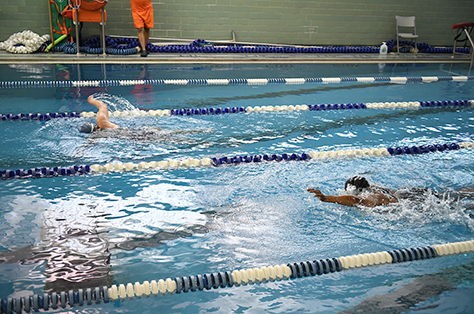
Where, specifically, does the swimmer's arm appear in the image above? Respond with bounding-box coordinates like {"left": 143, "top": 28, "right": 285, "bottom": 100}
{"left": 87, "top": 96, "right": 119, "bottom": 130}
{"left": 307, "top": 189, "right": 397, "bottom": 207}
{"left": 307, "top": 188, "right": 363, "bottom": 206}
{"left": 87, "top": 95, "right": 102, "bottom": 107}
{"left": 87, "top": 95, "right": 113, "bottom": 114}
{"left": 97, "top": 119, "right": 119, "bottom": 130}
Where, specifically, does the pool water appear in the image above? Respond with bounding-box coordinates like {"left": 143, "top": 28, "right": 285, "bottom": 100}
{"left": 1, "top": 62, "right": 474, "bottom": 313}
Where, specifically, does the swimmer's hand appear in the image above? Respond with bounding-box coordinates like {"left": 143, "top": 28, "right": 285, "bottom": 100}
{"left": 307, "top": 188, "right": 326, "bottom": 201}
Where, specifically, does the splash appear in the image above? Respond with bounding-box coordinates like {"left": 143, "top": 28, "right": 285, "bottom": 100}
{"left": 360, "top": 191, "right": 474, "bottom": 231}
{"left": 92, "top": 92, "right": 136, "bottom": 112}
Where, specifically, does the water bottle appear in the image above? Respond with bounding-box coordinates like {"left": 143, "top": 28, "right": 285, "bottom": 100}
{"left": 380, "top": 42, "right": 388, "bottom": 55}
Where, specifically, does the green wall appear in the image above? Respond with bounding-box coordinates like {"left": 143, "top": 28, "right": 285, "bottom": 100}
{"left": 1, "top": 0, "right": 473, "bottom": 47}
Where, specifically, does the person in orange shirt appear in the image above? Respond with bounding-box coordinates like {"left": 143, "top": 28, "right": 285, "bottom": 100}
{"left": 130, "top": 0, "right": 154, "bottom": 57}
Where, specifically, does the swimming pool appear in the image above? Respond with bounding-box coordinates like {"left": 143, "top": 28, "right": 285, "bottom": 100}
{"left": 1, "top": 62, "right": 474, "bottom": 313}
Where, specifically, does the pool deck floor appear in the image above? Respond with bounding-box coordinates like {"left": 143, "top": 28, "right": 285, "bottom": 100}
{"left": 0, "top": 50, "right": 473, "bottom": 65}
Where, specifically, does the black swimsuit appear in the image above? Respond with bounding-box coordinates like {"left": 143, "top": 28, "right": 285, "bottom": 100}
{"left": 393, "top": 187, "right": 435, "bottom": 202}
{"left": 371, "top": 185, "right": 435, "bottom": 202}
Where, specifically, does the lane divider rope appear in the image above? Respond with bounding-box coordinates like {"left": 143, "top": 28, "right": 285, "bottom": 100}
{"left": 1, "top": 99, "right": 473, "bottom": 121}
{"left": 1, "top": 75, "right": 473, "bottom": 90}
{"left": 1, "top": 141, "right": 471, "bottom": 180}
{"left": 1, "top": 239, "right": 472, "bottom": 313}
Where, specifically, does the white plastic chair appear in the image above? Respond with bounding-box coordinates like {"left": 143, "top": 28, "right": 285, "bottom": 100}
{"left": 396, "top": 16, "right": 419, "bottom": 53}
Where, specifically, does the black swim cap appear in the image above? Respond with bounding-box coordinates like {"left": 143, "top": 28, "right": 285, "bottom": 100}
{"left": 345, "top": 176, "right": 370, "bottom": 193}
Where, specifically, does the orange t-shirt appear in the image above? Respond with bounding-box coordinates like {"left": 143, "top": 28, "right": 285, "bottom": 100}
{"left": 130, "top": 0, "right": 152, "bottom": 12}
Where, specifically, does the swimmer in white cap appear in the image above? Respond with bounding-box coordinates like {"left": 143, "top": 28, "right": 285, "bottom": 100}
{"left": 78, "top": 95, "right": 119, "bottom": 133}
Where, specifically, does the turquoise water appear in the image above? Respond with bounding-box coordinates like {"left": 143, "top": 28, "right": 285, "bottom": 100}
{"left": 0, "top": 63, "right": 474, "bottom": 313}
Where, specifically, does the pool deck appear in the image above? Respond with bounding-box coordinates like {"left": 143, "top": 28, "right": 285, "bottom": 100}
{"left": 0, "top": 50, "right": 473, "bottom": 64}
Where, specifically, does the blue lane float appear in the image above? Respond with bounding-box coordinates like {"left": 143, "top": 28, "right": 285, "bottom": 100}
{"left": 1, "top": 142, "right": 471, "bottom": 181}
{"left": 149, "top": 38, "right": 471, "bottom": 54}
{"left": 54, "top": 40, "right": 139, "bottom": 55}
{"left": 387, "top": 143, "right": 460, "bottom": 155}
{"left": 38, "top": 36, "right": 472, "bottom": 56}
{"left": 1, "top": 75, "right": 474, "bottom": 90}
{"left": 148, "top": 39, "right": 379, "bottom": 54}
{"left": 1, "top": 165, "right": 91, "bottom": 180}
{"left": 52, "top": 37, "right": 472, "bottom": 55}
{"left": 0, "top": 112, "right": 81, "bottom": 121}
{"left": 1, "top": 239, "right": 472, "bottom": 313}
{"left": 1, "top": 99, "right": 472, "bottom": 122}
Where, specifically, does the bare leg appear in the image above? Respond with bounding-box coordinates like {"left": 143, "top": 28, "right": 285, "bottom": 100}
{"left": 137, "top": 27, "right": 147, "bottom": 51}
{"left": 144, "top": 28, "right": 150, "bottom": 51}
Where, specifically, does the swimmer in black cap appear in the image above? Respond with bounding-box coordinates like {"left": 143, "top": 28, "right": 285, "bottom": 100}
{"left": 308, "top": 176, "right": 398, "bottom": 207}
{"left": 78, "top": 95, "right": 119, "bottom": 133}
{"left": 309, "top": 176, "right": 474, "bottom": 214}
